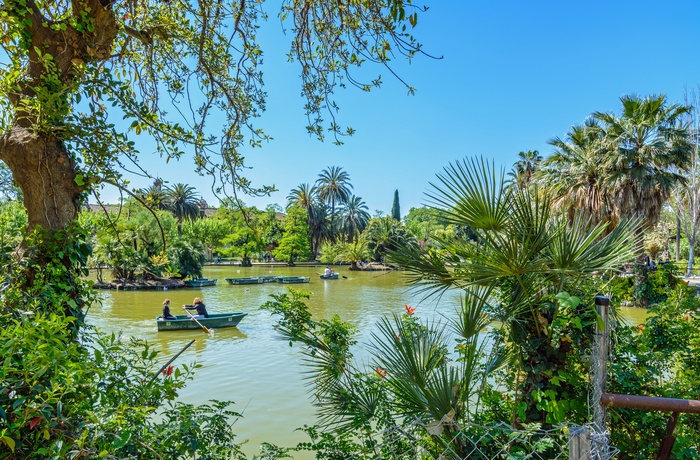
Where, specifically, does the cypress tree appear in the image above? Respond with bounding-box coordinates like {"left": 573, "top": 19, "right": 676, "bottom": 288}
{"left": 391, "top": 189, "right": 401, "bottom": 221}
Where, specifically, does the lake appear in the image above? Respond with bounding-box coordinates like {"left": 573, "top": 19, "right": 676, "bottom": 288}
{"left": 87, "top": 265, "right": 646, "bottom": 457}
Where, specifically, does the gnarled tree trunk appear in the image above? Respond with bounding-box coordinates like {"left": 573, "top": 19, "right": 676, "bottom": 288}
{"left": 0, "top": 128, "right": 81, "bottom": 232}
{"left": 0, "top": 0, "right": 118, "bottom": 319}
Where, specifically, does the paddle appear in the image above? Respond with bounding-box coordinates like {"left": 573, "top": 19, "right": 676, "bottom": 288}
{"left": 183, "top": 306, "right": 211, "bottom": 334}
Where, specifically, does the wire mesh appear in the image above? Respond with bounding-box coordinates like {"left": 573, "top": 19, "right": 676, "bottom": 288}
{"left": 318, "top": 418, "right": 618, "bottom": 460}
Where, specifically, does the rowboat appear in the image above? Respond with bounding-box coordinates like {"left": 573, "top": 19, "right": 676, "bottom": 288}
{"left": 278, "top": 276, "right": 310, "bottom": 284}
{"left": 183, "top": 278, "right": 218, "bottom": 287}
{"left": 226, "top": 277, "right": 264, "bottom": 285}
{"left": 320, "top": 273, "right": 339, "bottom": 280}
{"left": 257, "top": 275, "right": 282, "bottom": 283}
{"left": 156, "top": 312, "right": 247, "bottom": 331}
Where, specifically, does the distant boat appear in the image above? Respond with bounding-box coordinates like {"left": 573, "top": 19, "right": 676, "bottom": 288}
{"left": 183, "top": 278, "right": 218, "bottom": 287}
{"left": 320, "top": 273, "right": 339, "bottom": 280}
{"left": 156, "top": 312, "right": 247, "bottom": 331}
{"left": 226, "top": 277, "right": 264, "bottom": 285}
{"left": 278, "top": 276, "right": 310, "bottom": 284}
{"left": 257, "top": 275, "right": 282, "bottom": 283}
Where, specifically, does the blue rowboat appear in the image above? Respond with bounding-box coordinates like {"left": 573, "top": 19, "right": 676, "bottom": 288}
{"left": 156, "top": 312, "right": 247, "bottom": 331}
{"left": 278, "top": 276, "right": 310, "bottom": 284}
{"left": 183, "top": 278, "right": 218, "bottom": 287}
{"left": 320, "top": 273, "right": 339, "bottom": 280}
{"left": 225, "top": 277, "right": 264, "bottom": 285}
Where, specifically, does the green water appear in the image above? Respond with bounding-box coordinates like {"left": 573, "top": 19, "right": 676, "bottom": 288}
{"left": 87, "top": 265, "right": 646, "bottom": 456}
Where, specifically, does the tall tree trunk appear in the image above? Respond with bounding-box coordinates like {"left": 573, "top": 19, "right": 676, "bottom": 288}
{"left": 676, "top": 214, "right": 682, "bottom": 261}
{"left": 0, "top": 128, "right": 85, "bottom": 319}
{"left": 0, "top": 128, "right": 82, "bottom": 231}
{"left": 688, "top": 244, "right": 695, "bottom": 277}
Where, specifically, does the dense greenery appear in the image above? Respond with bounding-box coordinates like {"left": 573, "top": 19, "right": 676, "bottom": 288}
{"left": 2, "top": 10, "right": 700, "bottom": 453}
{"left": 608, "top": 284, "right": 700, "bottom": 459}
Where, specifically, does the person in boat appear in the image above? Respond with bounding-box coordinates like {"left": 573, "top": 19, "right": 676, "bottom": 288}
{"left": 162, "top": 299, "right": 177, "bottom": 320}
{"left": 183, "top": 297, "right": 209, "bottom": 318}
{"left": 324, "top": 266, "right": 331, "bottom": 276}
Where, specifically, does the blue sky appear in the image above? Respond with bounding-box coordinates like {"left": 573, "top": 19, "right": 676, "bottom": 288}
{"left": 101, "top": 1, "right": 700, "bottom": 216}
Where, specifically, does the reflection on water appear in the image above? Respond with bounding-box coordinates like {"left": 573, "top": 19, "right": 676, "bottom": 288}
{"left": 86, "top": 265, "right": 645, "bottom": 457}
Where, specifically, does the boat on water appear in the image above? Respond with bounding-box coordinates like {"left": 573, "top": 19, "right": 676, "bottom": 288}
{"left": 278, "top": 276, "right": 310, "bottom": 284}
{"left": 156, "top": 312, "right": 247, "bottom": 331}
{"left": 226, "top": 277, "right": 264, "bottom": 285}
{"left": 320, "top": 273, "right": 339, "bottom": 280}
{"left": 183, "top": 278, "right": 218, "bottom": 287}
{"left": 257, "top": 275, "right": 282, "bottom": 283}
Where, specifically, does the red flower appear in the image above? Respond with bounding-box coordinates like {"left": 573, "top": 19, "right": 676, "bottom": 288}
{"left": 636, "top": 325, "right": 645, "bottom": 331}
{"left": 375, "top": 367, "right": 387, "bottom": 378}
{"left": 404, "top": 304, "right": 415, "bottom": 316}
{"left": 162, "top": 365, "right": 174, "bottom": 376}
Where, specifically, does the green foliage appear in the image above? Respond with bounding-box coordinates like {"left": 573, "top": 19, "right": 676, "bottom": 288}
{"left": 84, "top": 203, "right": 179, "bottom": 280}
{"left": 391, "top": 189, "right": 400, "bottom": 221}
{"left": 318, "top": 242, "right": 343, "bottom": 264}
{"left": 337, "top": 238, "right": 371, "bottom": 269}
{"left": 168, "top": 239, "right": 205, "bottom": 280}
{"left": 182, "top": 217, "right": 232, "bottom": 261}
{"left": 2, "top": 224, "right": 94, "bottom": 320}
{"left": 216, "top": 201, "right": 280, "bottom": 265}
{"left": 608, "top": 283, "right": 700, "bottom": 459}
{"left": 273, "top": 206, "right": 312, "bottom": 264}
{"left": 362, "top": 216, "right": 416, "bottom": 263}
{"left": 0, "top": 313, "right": 244, "bottom": 459}
{"left": 390, "top": 157, "right": 640, "bottom": 426}
{"left": 0, "top": 201, "right": 26, "bottom": 269}
{"left": 403, "top": 206, "right": 448, "bottom": 241}
{"left": 262, "top": 287, "right": 498, "bottom": 458}
{"left": 610, "top": 263, "right": 682, "bottom": 305}
{"left": 0, "top": 205, "right": 243, "bottom": 458}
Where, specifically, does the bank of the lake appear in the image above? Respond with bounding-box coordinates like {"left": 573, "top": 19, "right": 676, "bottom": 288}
{"left": 86, "top": 265, "right": 647, "bottom": 457}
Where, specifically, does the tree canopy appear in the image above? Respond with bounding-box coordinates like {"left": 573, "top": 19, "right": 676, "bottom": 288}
{"left": 0, "top": 0, "right": 428, "bottom": 316}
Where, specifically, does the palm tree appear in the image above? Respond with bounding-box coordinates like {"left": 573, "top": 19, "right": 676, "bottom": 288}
{"left": 390, "top": 157, "right": 640, "bottom": 425}
{"left": 595, "top": 94, "right": 692, "bottom": 229}
{"left": 595, "top": 95, "right": 692, "bottom": 305}
{"left": 364, "top": 216, "right": 416, "bottom": 263}
{"left": 288, "top": 183, "right": 329, "bottom": 257}
{"left": 508, "top": 150, "right": 542, "bottom": 190}
{"left": 338, "top": 237, "right": 370, "bottom": 270}
{"left": 540, "top": 120, "right": 614, "bottom": 226}
{"left": 315, "top": 166, "right": 353, "bottom": 232}
{"left": 287, "top": 183, "right": 316, "bottom": 211}
{"left": 339, "top": 195, "right": 370, "bottom": 243}
{"left": 165, "top": 183, "right": 201, "bottom": 235}
{"left": 139, "top": 185, "right": 169, "bottom": 211}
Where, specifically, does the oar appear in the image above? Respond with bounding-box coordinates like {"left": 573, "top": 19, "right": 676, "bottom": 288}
{"left": 183, "top": 306, "right": 211, "bottom": 334}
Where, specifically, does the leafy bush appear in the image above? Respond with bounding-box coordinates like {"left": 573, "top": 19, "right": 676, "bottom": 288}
{"left": 610, "top": 262, "right": 682, "bottom": 306}
{"left": 0, "top": 223, "right": 242, "bottom": 459}
{"left": 608, "top": 283, "right": 700, "bottom": 459}
{"left": 0, "top": 314, "right": 244, "bottom": 459}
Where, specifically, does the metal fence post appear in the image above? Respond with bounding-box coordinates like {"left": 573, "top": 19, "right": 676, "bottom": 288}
{"left": 593, "top": 295, "right": 610, "bottom": 432}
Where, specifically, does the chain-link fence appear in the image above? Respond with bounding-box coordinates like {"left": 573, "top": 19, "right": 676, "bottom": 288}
{"left": 318, "top": 418, "right": 618, "bottom": 460}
